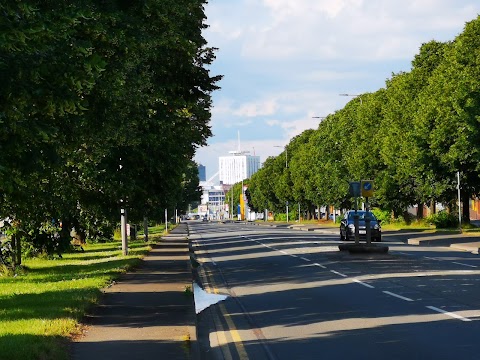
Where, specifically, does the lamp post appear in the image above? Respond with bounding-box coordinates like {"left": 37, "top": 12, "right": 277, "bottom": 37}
{"left": 340, "top": 93, "right": 363, "bottom": 105}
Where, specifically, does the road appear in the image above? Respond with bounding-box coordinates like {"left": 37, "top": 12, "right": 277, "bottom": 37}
{"left": 190, "top": 221, "right": 480, "bottom": 360}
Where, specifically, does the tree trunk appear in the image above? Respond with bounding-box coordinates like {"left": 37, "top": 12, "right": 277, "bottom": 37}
{"left": 416, "top": 204, "right": 424, "bottom": 219}
{"left": 429, "top": 201, "right": 436, "bottom": 215}
{"left": 462, "top": 192, "right": 471, "bottom": 224}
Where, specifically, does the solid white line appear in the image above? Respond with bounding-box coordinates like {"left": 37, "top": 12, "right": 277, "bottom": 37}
{"left": 331, "top": 270, "right": 348, "bottom": 278}
{"left": 383, "top": 291, "right": 414, "bottom": 302}
{"left": 301, "top": 257, "right": 311, "bottom": 262}
{"left": 353, "top": 279, "right": 375, "bottom": 289}
{"left": 426, "top": 306, "right": 472, "bottom": 322}
{"left": 452, "top": 262, "right": 477, "bottom": 268}
{"left": 313, "top": 263, "right": 327, "bottom": 269}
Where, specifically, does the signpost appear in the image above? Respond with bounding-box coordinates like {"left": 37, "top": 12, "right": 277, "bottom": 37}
{"left": 361, "top": 180, "right": 374, "bottom": 244}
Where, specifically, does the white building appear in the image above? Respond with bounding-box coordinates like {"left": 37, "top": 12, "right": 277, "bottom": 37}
{"left": 219, "top": 152, "right": 261, "bottom": 185}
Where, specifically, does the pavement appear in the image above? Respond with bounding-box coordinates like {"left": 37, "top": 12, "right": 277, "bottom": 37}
{"left": 71, "top": 223, "right": 198, "bottom": 360}
{"left": 69, "top": 220, "right": 480, "bottom": 360}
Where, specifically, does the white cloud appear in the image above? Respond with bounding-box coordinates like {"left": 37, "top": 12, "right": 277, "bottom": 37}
{"left": 198, "top": 0, "right": 480, "bottom": 182}
{"left": 233, "top": 99, "right": 277, "bottom": 117}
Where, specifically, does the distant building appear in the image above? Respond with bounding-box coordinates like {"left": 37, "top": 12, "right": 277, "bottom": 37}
{"left": 219, "top": 152, "right": 261, "bottom": 185}
{"left": 198, "top": 164, "right": 206, "bottom": 182}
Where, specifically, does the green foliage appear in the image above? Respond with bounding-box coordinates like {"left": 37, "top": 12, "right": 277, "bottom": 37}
{"left": 0, "top": 1, "right": 219, "bottom": 258}
{"left": 426, "top": 211, "right": 459, "bottom": 229}
{"left": 246, "top": 15, "right": 480, "bottom": 223}
{"left": 371, "top": 208, "right": 392, "bottom": 224}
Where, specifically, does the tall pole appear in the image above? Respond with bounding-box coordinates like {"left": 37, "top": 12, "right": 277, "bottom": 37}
{"left": 164, "top": 208, "right": 168, "bottom": 234}
{"left": 457, "top": 171, "right": 462, "bottom": 229}
{"left": 121, "top": 207, "right": 128, "bottom": 255}
{"left": 119, "top": 158, "right": 128, "bottom": 256}
{"left": 286, "top": 201, "right": 289, "bottom": 223}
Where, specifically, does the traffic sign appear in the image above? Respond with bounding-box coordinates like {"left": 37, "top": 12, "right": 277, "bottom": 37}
{"left": 361, "top": 180, "right": 374, "bottom": 197}
{"left": 349, "top": 181, "right": 361, "bottom": 197}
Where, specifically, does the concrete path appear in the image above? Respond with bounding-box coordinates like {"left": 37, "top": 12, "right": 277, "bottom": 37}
{"left": 71, "top": 223, "right": 198, "bottom": 360}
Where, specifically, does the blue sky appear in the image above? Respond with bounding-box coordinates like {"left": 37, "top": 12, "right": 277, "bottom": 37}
{"left": 194, "top": 0, "right": 480, "bottom": 181}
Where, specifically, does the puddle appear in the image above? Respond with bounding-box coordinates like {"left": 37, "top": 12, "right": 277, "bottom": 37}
{"left": 193, "top": 282, "right": 228, "bottom": 314}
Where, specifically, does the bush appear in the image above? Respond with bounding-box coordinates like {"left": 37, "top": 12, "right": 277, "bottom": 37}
{"left": 426, "top": 211, "right": 459, "bottom": 229}
{"left": 371, "top": 208, "right": 392, "bottom": 224}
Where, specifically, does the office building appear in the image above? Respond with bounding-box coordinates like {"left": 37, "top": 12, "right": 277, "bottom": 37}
{"left": 197, "top": 164, "right": 206, "bottom": 182}
{"left": 218, "top": 152, "right": 261, "bottom": 185}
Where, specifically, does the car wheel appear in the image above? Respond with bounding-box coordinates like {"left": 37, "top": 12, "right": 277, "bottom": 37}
{"left": 340, "top": 230, "right": 345, "bottom": 241}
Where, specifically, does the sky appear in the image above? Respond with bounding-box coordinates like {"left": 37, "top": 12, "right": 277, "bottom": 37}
{"left": 194, "top": 0, "right": 480, "bottom": 182}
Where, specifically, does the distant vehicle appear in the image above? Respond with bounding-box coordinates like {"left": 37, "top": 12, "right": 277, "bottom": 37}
{"left": 339, "top": 210, "right": 381, "bottom": 242}
{"left": 202, "top": 216, "right": 208, "bottom": 222}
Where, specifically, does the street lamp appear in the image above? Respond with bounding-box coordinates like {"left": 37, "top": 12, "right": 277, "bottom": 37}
{"left": 340, "top": 93, "right": 366, "bottom": 243}
{"left": 340, "top": 93, "right": 363, "bottom": 105}
{"left": 274, "top": 145, "right": 288, "bottom": 168}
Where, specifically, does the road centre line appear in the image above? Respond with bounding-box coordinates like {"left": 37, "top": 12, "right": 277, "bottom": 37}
{"left": 353, "top": 279, "right": 375, "bottom": 289}
{"left": 452, "top": 262, "right": 477, "bottom": 268}
{"left": 426, "top": 306, "right": 472, "bottom": 322}
{"left": 331, "top": 270, "right": 348, "bottom": 277}
{"left": 313, "top": 263, "right": 327, "bottom": 269}
{"left": 301, "top": 257, "right": 311, "bottom": 262}
{"left": 383, "top": 291, "right": 414, "bottom": 302}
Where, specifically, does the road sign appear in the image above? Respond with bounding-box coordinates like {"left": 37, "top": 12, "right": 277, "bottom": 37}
{"left": 349, "top": 181, "right": 361, "bottom": 197}
{"left": 361, "top": 180, "right": 374, "bottom": 197}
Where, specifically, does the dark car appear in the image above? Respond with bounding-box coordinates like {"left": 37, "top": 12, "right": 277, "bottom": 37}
{"left": 202, "top": 215, "right": 208, "bottom": 222}
{"left": 340, "top": 210, "right": 381, "bottom": 242}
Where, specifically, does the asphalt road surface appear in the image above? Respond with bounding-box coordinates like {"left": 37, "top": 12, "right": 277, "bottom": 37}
{"left": 190, "top": 221, "right": 480, "bottom": 360}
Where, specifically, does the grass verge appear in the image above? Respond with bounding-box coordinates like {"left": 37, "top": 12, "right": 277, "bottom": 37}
{"left": 0, "top": 235, "right": 162, "bottom": 360}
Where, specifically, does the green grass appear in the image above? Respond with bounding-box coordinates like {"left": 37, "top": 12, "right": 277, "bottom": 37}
{"left": 0, "top": 235, "right": 163, "bottom": 360}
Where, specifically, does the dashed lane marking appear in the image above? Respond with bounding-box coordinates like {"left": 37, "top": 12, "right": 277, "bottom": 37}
{"left": 353, "top": 279, "right": 375, "bottom": 289}
{"left": 383, "top": 291, "right": 414, "bottom": 302}
{"left": 331, "top": 270, "right": 348, "bottom": 277}
{"left": 426, "top": 306, "right": 472, "bottom": 322}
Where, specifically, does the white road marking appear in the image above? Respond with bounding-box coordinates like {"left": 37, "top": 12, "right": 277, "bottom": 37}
{"left": 383, "top": 291, "right": 414, "bottom": 302}
{"left": 290, "top": 254, "right": 298, "bottom": 258}
{"left": 353, "top": 279, "right": 375, "bottom": 289}
{"left": 452, "top": 262, "right": 477, "bottom": 268}
{"left": 279, "top": 250, "right": 288, "bottom": 255}
{"left": 313, "top": 263, "right": 327, "bottom": 269}
{"left": 331, "top": 270, "right": 348, "bottom": 277}
{"left": 301, "top": 257, "right": 311, "bottom": 262}
{"left": 426, "top": 306, "right": 472, "bottom": 322}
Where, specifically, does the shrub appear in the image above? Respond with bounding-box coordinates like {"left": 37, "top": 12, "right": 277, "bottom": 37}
{"left": 426, "top": 211, "right": 459, "bottom": 229}
{"left": 371, "top": 208, "right": 392, "bottom": 224}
